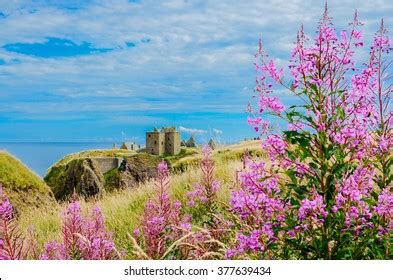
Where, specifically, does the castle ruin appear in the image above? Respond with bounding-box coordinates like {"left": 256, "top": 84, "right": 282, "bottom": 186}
{"left": 120, "top": 142, "right": 140, "bottom": 151}
{"left": 146, "top": 127, "right": 181, "bottom": 156}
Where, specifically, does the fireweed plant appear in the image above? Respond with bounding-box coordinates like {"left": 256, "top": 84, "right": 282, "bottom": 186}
{"left": 184, "top": 146, "right": 232, "bottom": 259}
{"left": 131, "top": 161, "right": 191, "bottom": 259}
{"left": 132, "top": 155, "right": 229, "bottom": 260}
{"left": 0, "top": 184, "right": 40, "bottom": 260}
{"left": 230, "top": 5, "right": 392, "bottom": 259}
{"left": 40, "top": 196, "right": 122, "bottom": 260}
{"left": 0, "top": 184, "right": 34, "bottom": 260}
{"left": 187, "top": 146, "right": 220, "bottom": 224}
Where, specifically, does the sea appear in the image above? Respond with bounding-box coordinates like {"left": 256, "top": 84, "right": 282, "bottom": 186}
{"left": 0, "top": 142, "right": 116, "bottom": 177}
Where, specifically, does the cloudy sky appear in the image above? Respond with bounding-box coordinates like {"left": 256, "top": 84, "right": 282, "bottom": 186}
{"left": 0, "top": 0, "right": 391, "bottom": 143}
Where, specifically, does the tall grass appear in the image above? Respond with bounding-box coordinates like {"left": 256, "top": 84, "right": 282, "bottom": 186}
{"left": 0, "top": 151, "right": 47, "bottom": 192}
{"left": 18, "top": 156, "right": 245, "bottom": 258}
{"left": 0, "top": 151, "right": 55, "bottom": 212}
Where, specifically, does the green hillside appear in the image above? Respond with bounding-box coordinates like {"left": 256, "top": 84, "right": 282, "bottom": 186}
{"left": 0, "top": 151, "right": 56, "bottom": 213}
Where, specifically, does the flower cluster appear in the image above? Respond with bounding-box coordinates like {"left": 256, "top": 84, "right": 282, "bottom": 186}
{"left": 298, "top": 193, "right": 327, "bottom": 230}
{"left": 187, "top": 146, "right": 220, "bottom": 213}
{"left": 374, "top": 187, "right": 393, "bottom": 235}
{"left": 332, "top": 167, "right": 374, "bottom": 231}
{"left": 0, "top": 185, "right": 30, "bottom": 260}
{"left": 133, "top": 161, "right": 190, "bottom": 259}
{"left": 229, "top": 158, "right": 287, "bottom": 258}
{"left": 262, "top": 135, "right": 287, "bottom": 161}
{"left": 41, "top": 199, "right": 120, "bottom": 260}
{"left": 0, "top": 187, "right": 13, "bottom": 221}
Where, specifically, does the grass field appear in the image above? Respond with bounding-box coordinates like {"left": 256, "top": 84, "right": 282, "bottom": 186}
{"left": 16, "top": 140, "right": 264, "bottom": 258}
{"left": 18, "top": 157, "right": 243, "bottom": 258}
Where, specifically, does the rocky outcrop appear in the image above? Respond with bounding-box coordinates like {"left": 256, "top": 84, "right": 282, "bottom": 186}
{"left": 45, "top": 153, "right": 162, "bottom": 200}
{"left": 104, "top": 154, "right": 161, "bottom": 191}
{"left": 45, "top": 158, "right": 105, "bottom": 200}
{"left": 121, "top": 154, "right": 160, "bottom": 182}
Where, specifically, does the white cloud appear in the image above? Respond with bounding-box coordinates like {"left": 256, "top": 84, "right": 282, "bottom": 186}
{"left": 179, "top": 126, "right": 207, "bottom": 134}
{"left": 213, "top": 128, "right": 223, "bottom": 134}
{"left": 0, "top": 0, "right": 391, "bottom": 121}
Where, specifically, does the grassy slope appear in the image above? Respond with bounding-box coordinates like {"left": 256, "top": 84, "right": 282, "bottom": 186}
{"left": 18, "top": 140, "right": 265, "bottom": 257}
{"left": 50, "top": 147, "right": 199, "bottom": 172}
{"left": 52, "top": 149, "right": 137, "bottom": 168}
{"left": 0, "top": 151, "right": 56, "bottom": 212}
{"left": 46, "top": 140, "right": 262, "bottom": 176}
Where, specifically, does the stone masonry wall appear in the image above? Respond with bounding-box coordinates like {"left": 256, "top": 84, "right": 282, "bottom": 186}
{"left": 165, "top": 132, "right": 181, "bottom": 155}
{"left": 92, "top": 157, "right": 121, "bottom": 173}
{"left": 146, "top": 132, "right": 165, "bottom": 156}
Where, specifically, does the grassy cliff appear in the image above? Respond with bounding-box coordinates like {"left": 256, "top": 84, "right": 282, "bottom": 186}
{"left": 51, "top": 149, "right": 137, "bottom": 168}
{"left": 44, "top": 142, "right": 265, "bottom": 200}
{"left": 45, "top": 151, "right": 163, "bottom": 199}
{"left": 0, "top": 151, "right": 56, "bottom": 213}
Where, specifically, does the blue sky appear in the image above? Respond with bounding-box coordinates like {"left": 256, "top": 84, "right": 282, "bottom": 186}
{"left": 0, "top": 0, "right": 391, "bottom": 143}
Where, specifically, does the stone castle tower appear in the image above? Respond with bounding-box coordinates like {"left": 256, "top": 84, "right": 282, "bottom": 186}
{"left": 146, "top": 127, "right": 181, "bottom": 156}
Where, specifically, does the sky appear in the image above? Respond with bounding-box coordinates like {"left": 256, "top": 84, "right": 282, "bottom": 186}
{"left": 0, "top": 0, "right": 392, "bottom": 144}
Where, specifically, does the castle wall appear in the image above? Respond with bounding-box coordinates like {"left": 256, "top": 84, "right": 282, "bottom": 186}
{"left": 165, "top": 132, "right": 181, "bottom": 155}
{"left": 92, "top": 157, "right": 121, "bottom": 173}
{"left": 146, "top": 132, "right": 165, "bottom": 156}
